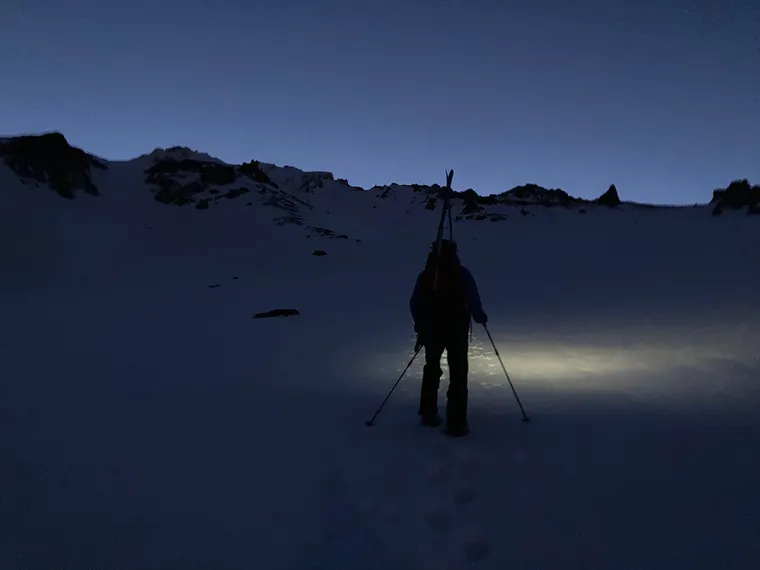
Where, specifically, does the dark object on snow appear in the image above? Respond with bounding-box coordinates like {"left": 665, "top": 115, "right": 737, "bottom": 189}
{"left": 208, "top": 284, "right": 222, "bottom": 288}
{"left": 595, "top": 184, "right": 621, "bottom": 207}
{"left": 253, "top": 308, "right": 300, "bottom": 319}
{"left": 0, "top": 132, "right": 106, "bottom": 199}
{"left": 711, "top": 179, "right": 760, "bottom": 215}
{"left": 232, "top": 276, "right": 239, "bottom": 280}
{"left": 410, "top": 239, "right": 488, "bottom": 436}
{"left": 238, "top": 160, "right": 274, "bottom": 186}
{"left": 312, "top": 250, "right": 327, "bottom": 256}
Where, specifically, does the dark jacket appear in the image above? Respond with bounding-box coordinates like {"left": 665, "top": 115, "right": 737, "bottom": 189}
{"left": 409, "top": 265, "right": 487, "bottom": 332}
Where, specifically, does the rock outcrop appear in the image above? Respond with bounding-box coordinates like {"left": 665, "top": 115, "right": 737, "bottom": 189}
{"left": 253, "top": 309, "right": 300, "bottom": 319}
{"left": 711, "top": 179, "right": 760, "bottom": 216}
{"left": 595, "top": 184, "right": 621, "bottom": 207}
{"left": 0, "top": 132, "right": 106, "bottom": 199}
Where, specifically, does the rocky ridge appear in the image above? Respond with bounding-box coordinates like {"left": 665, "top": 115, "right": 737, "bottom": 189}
{"left": 2, "top": 132, "right": 756, "bottom": 229}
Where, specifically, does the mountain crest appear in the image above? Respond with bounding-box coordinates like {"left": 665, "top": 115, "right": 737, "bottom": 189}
{"left": 0, "top": 131, "right": 106, "bottom": 199}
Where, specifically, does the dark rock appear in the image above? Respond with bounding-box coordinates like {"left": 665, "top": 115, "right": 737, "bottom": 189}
{"left": 148, "top": 158, "right": 237, "bottom": 185}
{"left": 312, "top": 250, "right": 327, "bottom": 256}
{"left": 310, "top": 226, "right": 348, "bottom": 239}
{"left": 154, "top": 179, "right": 205, "bottom": 206}
{"left": 455, "top": 188, "right": 498, "bottom": 207}
{"left": 711, "top": 179, "right": 760, "bottom": 214}
{"left": 274, "top": 214, "right": 304, "bottom": 226}
{"left": 0, "top": 132, "right": 106, "bottom": 199}
{"left": 208, "top": 284, "right": 222, "bottom": 288}
{"left": 596, "top": 184, "right": 621, "bottom": 207}
{"left": 425, "top": 197, "right": 436, "bottom": 210}
{"left": 224, "top": 187, "right": 250, "bottom": 199}
{"left": 376, "top": 187, "right": 396, "bottom": 200}
{"left": 196, "top": 198, "right": 210, "bottom": 210}
{"left": 459, "top": 189, "right": 484, "bottom": 214}
{"left": 264, "top": 193, "right": 301, "bottom": 213}
{"left": 501, "top": 184, "right": 579, "bottom": 207}
{"left": 253, "top": 308, "right": 300, "bottom": 319}
{"left": 239, "top": 160, "right": 275, "bottom": 186}
{"left": 299, "top": 172, "right": 332, "bottom": 192}
{"left": 147, "top": 158, "right": 237, "bottom": 205}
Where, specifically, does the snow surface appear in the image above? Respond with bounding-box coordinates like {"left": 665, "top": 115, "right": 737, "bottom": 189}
{"left": 1, "top": 153, "right": 759, "bottom": 570}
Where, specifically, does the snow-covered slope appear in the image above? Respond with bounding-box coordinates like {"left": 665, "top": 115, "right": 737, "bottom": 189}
{"left": 2, "top": 133, "right": 757, "bottom": 243}
{"left": 1, "top": 132, "right": 759, "bottom": 570}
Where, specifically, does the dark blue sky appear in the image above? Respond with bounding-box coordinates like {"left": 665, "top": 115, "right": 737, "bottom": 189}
{"left": 2, "top": 0, "right": 758, "bottom": 203}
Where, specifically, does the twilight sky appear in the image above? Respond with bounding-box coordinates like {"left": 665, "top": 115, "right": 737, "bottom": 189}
{"left": 1, "top": 0, "right": 758, "bottom": 204}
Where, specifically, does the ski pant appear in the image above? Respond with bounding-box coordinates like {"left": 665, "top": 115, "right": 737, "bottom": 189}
{"left": 418, "top": 326, "right": 469, "bottom": 430}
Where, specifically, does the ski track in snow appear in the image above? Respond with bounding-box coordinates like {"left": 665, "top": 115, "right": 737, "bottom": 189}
{"left": 1, "top": 162, "right": 759, "bottom": 569}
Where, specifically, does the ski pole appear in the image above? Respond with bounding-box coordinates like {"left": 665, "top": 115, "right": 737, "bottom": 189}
{"left": 483, "top": 324, "right": 531, "bottom": 423}
{"left": 365, "top": 345, "right": 422, "bottom": 427}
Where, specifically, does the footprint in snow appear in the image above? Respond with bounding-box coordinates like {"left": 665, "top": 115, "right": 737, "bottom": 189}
{"left": 452, "top": 481, "right": 476, "bottom": 506}
{"left": 452, "top": 447, "right": 475, "bottom": 470}
{"left": 463, "top": 527, "right": 490, "bottom": 563}
{"left": 423, "top": 499, "right": 452, "bottom": 531}
{"left": 427, "top": 460, "right": 448, "bottom": 485}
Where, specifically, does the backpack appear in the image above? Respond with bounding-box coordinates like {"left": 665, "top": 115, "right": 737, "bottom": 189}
{"left": 416, "top": 240, "right": 470, "bottom": 329}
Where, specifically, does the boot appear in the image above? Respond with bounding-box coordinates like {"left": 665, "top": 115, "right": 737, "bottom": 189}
{"left": 444, "top": 421, "right": 469, "bottom": 437}
{"left": 418, "top": 360, "right": 442, "bottom": 427}
{"left": 421, "top": 414, "right": 443, "bottom": 427}
{"left": 418, "top": 384, "right": 441, "bottom": 427}
{"left": 445, "top": 386, "right": 469, "bottom": 437}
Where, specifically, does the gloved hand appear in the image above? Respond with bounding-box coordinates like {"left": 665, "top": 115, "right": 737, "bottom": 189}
{"left": 473, "top": 312, "right": 488, "bottom": 325}
{"left": 414, "top": 329, "right": 427, "bottom": 352}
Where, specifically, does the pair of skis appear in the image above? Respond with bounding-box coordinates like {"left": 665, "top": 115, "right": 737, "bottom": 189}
{"left": 431, "top": 169, "right": 455, "bottom": 293}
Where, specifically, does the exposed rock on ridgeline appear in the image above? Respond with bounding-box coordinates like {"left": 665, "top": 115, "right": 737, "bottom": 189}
{"left": 595, "top": 184, "right": 622, "bottom": 207}
{"left": 711, "top": 179, "right": 760, "bottom": 216}
{"left": 0, "top": 131, "right": 106, "bottom": 199}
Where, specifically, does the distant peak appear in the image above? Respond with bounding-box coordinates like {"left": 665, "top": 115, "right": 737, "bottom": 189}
{"left": 145, "top": 146, "right": 226, "bottom": 165}
{"left": 595, "top": 184, "right": 622, "bottom": 207}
